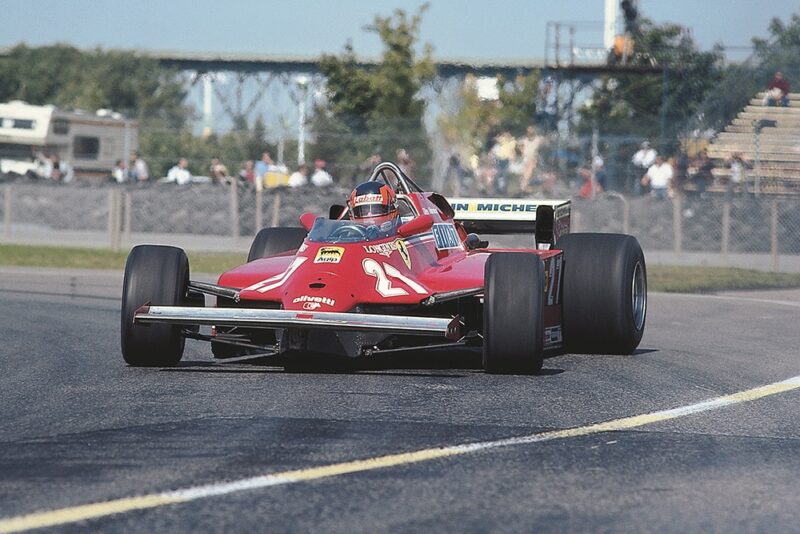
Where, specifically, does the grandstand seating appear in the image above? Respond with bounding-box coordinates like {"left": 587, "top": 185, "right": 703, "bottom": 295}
{"left": 706, "top": 92, "right": 800, "bottom": 193}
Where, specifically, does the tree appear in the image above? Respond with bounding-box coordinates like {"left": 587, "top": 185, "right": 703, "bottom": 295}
{"left": 310, "top": 5, "right": 435, "bottom": 183}
{"left": 683, "top": 11, "right": 800, "bottom": 135}
{"left": 438, "top": 72, "right": 541, "bottom": 159}
{"left": 0, "top": 44, "right": 189, "bottom": 129}
{"left": 577, "top": 19, "right": 724, "bottom": 148}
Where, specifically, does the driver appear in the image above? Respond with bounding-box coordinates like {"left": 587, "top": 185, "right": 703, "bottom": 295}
{"left": 347, "top": 181, "right": 398, "bottom": 230}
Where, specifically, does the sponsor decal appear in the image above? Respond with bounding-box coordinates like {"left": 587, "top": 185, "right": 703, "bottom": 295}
{"left": 314, "top": 246, "right": 344, "bottom": 264}
{"left": 544, "top": 326, "right": 563, "bottom": 347}
{"left": 353, "top": 193, "right": 383, "bottom": 205}
{"left": 554, "top": 203, "right": 571, "bottom": 219}
{"left": 292, "top": 295, "right": 336, "bottom": 310}
{"left": 363, "top": 241, "right": 397, "bottom": 257}
{"left": 451, "top": 201, "right": 537, "bottom": 213}
{"left": 432, "top": 223, "right": 462, "bottom": 250}
{"left": 362, "top": 239, "right": 411, "bottom": 268}
{"left": 395, "top": 239, "right": 412, "bottom": 269}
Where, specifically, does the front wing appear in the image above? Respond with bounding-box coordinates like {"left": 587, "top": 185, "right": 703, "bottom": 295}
{"left": 134, "top": 305, "right": 461, "bottom": 340}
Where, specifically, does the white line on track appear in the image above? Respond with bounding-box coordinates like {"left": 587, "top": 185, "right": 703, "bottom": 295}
{"left": 654, "top": 291, "right": 800, "bottom": 308}
{"left": 1, "top": 374, "right": 799, "bottom": 533}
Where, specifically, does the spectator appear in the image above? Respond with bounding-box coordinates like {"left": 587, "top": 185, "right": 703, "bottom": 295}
{"left": 592, "top": 152, "right": 607, "bottom": 192}
{"left": 491, "top": 131, "right": 516, "bottom": 195}
{"left": 311, "top": 159, "right": 333, "bottom": 187}
{"left": 49, "top": 155, "right": 72, "bottom": 182}
{"left": 209, "top": 157, "right": 229, "bottom": 184}
{"left": 765, "top": 71, "right": 790, "bottom": 107}
{"left": 725, "top": 152, "right": 750, "bottom": 194}
{"left": 288, "top": 164, "right": 309, "bottom": 187}
{"left": 396, "top": 148, "right": 415, "bottom": 178}
{"left": 112, "top": 159, "right": 127, "bottom": 183}
{"left": 518, "top": 125, "right": 543, "bottom": 194}
{"left": 166, "top": 158, "right": 192, "bottom": 185}
{"left": 35, "top": 151, "right": 54, "bottom": 180}
{"left": 631, "top": 141, "right": 657, "bottom": 195}
{"left": 672, "top": 148, "right": 690, "bottom": 194}
{"left": 129, "top": 150, "right": 149, "bottom": 182}
{"left": 691, "top": 150, "right": 714, "bottom": 195}
{"left": 446, "top": 151, "right": 468, "bottom": 196}
{"left": 238, "top": 160, "right": 256, "bottom": 184}
{"left": 254, "top": 151, "right": 275, "bottom": 179}
{"left": 577, "top": 153, "right": 606, "bottom": 199}
{"left": 641, "top": 155, "right": 672, "bottom": 199}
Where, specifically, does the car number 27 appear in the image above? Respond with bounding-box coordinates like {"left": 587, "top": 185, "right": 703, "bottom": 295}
{"left": 362, "top": 258, "right": 427, "bottom": 297}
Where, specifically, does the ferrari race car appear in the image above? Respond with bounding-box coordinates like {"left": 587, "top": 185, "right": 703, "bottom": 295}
{"left": 121, "top": 162, "right": 647, "bottom": 374}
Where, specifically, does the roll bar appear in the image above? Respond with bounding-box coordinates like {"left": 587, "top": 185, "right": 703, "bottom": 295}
{"left": 367, "top": 161, "right": 425, "bottom": 194}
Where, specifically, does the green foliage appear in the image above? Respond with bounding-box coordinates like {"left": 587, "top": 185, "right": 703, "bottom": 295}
{"left": 0, "top": 44, "right": 189, "bottom": 128}
{"left": 438, "top": 72, "right": 541, "bottom": 156}
{"left": 686, "top": 11, "right": 800, "bottom": 135}
{"left": 311, "top": 5, "right": 434, "bottom": 183}
{"left": 578, "top": 19, "right": 724, "bottom": 148}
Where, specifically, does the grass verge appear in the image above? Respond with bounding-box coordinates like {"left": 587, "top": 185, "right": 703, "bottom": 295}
{"left": 0, "top": 244, "right": 244, "bottom": 274}
{"left": 646, "top": 265, "right": 800, "bottom": 293}
{"left": 1, "top": 244, "right": 799, "bottom": 293}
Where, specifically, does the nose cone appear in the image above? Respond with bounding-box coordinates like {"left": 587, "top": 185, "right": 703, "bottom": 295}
{"left": 282, "top": 272, "right": 358, "bottom": 312}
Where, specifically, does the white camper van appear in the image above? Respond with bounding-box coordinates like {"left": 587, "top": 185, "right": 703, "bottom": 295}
{"left": 0, "top": 101, "right": 138, "bottom": 180}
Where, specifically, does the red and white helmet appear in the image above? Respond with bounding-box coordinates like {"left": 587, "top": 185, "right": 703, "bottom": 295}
{"left": 347, "top": 181, "right": 398, "bottom": 226}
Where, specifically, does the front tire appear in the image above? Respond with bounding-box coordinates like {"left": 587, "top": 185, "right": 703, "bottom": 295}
{"left": 557, "top": 233, "right": 647, "bottom": 354}
{"left": 483, "top": 252, "right": 545, "bottom": 374}
{"left": 247, "top": 227, "right": 307, "bottom": 262}
{"left": 121, "top": 245, "right": 189, "bottom": 366}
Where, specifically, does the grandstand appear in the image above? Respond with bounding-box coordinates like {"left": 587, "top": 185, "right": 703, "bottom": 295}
{"left": 707, "top": 92, "right": 800, "bottom": 193}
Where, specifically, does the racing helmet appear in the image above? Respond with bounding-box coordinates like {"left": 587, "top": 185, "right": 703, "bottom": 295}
{"left": 347, "top": 181, "right": 398, "bottom": 226}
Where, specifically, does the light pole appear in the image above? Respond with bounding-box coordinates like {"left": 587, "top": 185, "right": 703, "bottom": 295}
{"left": 295, "top": 75, "right": 309, "bottom": 166}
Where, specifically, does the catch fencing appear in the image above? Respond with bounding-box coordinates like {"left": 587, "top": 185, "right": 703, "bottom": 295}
{"left": 1, "top": 181, "right": 799, "bottom": 272}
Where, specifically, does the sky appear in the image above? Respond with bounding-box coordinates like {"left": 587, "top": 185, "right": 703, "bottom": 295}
{"left": 1, "top": 0, "right": 798, "bottom": 62}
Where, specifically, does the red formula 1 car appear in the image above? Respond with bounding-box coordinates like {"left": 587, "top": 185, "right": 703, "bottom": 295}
{"left": 121, "top": 162, "right": 647, "bottom": 373}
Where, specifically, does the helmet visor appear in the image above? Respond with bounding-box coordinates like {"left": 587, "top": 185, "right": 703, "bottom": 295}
{"left": 351, "top": 203, "right": 393, "bottom": 219}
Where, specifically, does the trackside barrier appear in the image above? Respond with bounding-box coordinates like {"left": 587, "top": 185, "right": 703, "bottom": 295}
{"left": 2, "top": 183, "right": 798, "bottom": 272}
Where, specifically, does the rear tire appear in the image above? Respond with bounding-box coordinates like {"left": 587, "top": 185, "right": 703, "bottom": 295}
{"left": 121, "top": 245, "right": 189, "bottom": 366}
{"left": 247, "top": 227, "right": 307, "bottom": 262}
{"left": 557, "top": 233, "right": 647, "bottom": 354}
{"left": 483, "top": 253, "right": 545, "bottom": 374}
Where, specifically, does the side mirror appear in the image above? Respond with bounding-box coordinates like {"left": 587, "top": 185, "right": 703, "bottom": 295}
{"left": 397, "top": 214, "right": 434, "bottom": 237}
{"left": 299, "top": 212, "right": 317, "bottom": 231}
{"left": 465, "top": 233, "right": 489, "bottom": 250}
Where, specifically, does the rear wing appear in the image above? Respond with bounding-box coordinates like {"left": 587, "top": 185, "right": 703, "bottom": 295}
{"left": 449, "top": 198, "right": 571, "bottom": 246}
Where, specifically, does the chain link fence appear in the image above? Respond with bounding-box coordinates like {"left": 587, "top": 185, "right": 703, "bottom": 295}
{"left": 1, "top": 180, "right": 798, "bottom": 272}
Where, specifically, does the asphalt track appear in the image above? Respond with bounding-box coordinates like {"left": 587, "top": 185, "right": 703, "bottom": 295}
{"left": 1, "top": 267, "right": 799, "bottom": 533}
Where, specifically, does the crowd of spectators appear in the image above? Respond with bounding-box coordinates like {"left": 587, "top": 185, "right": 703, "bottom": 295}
{"left": 452, "top": 124, "right": 548, "bottom": 197}
{"left": 627, "top": 142, "right": 752, "bottom": 199}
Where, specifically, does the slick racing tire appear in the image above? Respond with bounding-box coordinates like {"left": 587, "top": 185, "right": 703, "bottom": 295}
{"left": 247, "top": 227, "right": 308, "bottom": 262}
{"left": 557, "top": 233, "right": 647, "bottom": 354}
{"left": 121, "top": 245, "right": 189, "bottom": 366}
{"left": 483, "top": 252, "right": 545, "bottom": 374}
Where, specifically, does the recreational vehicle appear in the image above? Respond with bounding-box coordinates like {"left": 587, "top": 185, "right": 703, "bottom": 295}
{"left": 0, "top": 101, "right": 138, "bottom": 180}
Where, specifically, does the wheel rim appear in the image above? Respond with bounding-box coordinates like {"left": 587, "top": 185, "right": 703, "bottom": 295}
{"left": 631, "top": 261, "right": 646, "bottom": 331}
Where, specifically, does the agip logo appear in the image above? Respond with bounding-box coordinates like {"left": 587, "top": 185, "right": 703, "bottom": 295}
{"left": 314, "top": 246, "right": 344, "bottom": 264}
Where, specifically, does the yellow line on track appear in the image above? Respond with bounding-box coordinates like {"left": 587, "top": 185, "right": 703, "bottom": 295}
{"left": 2, "top": 375, "right": 799, "bottom": 533}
